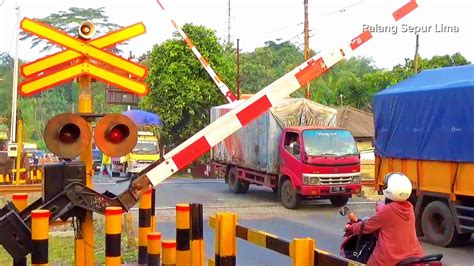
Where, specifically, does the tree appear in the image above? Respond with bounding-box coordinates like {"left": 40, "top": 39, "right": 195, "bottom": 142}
{"left": 20, "top": 7, "right": 122, "bottom": 53}
{"left": 240, "top": 41, "right": 303, "bottom": 93}
{"left": 141, "top": 24, "right": 235, "bottom": 147}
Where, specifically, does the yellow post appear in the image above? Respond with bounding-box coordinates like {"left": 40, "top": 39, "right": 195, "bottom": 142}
{"left": 105, "top": 207, "right": 122, "bottom": 266}
{"left": 14, "top": 119, "right": 23, "bottom": 185}
{"left": 215, "top": 213, "right": 237, "bottom": 266}
{"left": 12, "top": 193, "right": 28, "bottom": 211}
{"left": 139, "top": 188, "right": 153, "bottom": 264}
{"left": 31, "top": 209, "right": 50, "bottom": 266}
{"left": 292, "top": 238, "right": 315, "bottom": 266}
{"left": 36, "top": 169, "right": 42, "bottom": 183}
{"left": 12, "top": 193, "right": 28, "bottom": 266}
{"left": 147, "top": 232, "right": 161, "bottom": 266}
{"left": 190, "top": 203, "right": 204, "bottom": 266}
{"left": 176, "top": 204, "right": 191, "bottom": 266}
{"left": 76, "top": 75, "right": 95, "bottom": 265}
{"left": 162, "top": 240, "right": 177, "bottom": 266}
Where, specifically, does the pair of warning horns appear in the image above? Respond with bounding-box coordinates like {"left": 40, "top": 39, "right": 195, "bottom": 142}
{"left": 44, "top": 113, "right": 138, "bottom": 159}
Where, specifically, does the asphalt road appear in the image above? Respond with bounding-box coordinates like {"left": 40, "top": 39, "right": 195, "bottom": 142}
{"left": 94, "top": 176, "right": 474, "bottom": 265}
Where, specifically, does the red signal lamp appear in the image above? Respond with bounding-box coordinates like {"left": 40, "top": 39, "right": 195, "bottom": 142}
{"left": 94, "top": 114, "right": 138, "bottom": 157}
{"left": 107, "top": 124, "right": 130, "bottom": 144}
{"left": 58, "top": 123, "right": 81, "bottom": 144}
{"left": 44, "top": 113, "right": 91, "bottom": 159}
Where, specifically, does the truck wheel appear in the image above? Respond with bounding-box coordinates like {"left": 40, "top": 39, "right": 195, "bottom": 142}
{"left": 227, "top": 168, "right": 248, "bottom": 194}
{"left": 421, "top": 201, "right": 471, "bottom": 247}
{"left": 281, "top": 179, "right": 300, "bottom": 209}
{"left": 240, "top": 182, "right": 250, "bottom": 194}
{"left": 329, "top": 196, "right": 349, "bottom": 207}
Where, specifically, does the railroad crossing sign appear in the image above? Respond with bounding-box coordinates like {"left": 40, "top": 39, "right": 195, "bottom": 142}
{"left": 19, "top": 18, "right": 149, "bottom": 96}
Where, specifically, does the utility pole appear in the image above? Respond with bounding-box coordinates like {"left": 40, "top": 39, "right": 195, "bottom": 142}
{"left": 304, "top": 0, "right": 311, "bottom": 99}
{"left": 10, "top": 4, "right": 20, "bottom": 143}
{"left": 227, "top": 0, "right": 231, "bottom": 44}
{"left": 236, "top": 38, "right": 241, "bottom": 100}
{"left": 414, "top": 34, "right": 419, "bottom": 73}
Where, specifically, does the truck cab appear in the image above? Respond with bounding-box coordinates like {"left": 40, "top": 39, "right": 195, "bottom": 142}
{"left": 112, "top": 131, "right": 159, "bottom": 177}
{"left": 278, "top": 127, "right": 361, "bottom": 208}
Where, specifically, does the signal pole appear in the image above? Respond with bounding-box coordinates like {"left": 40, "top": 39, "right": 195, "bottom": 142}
{"left": 414, "top": 34, "right": 419, "bottom": 73}
{"left": 76, "top": 22, "right": 96, "bottom": 266}
{"left": 304, "top": 0, "right": 311, "bottom": 99}
{"left": 10, "top": 4, "right": 20, "bottom": 143}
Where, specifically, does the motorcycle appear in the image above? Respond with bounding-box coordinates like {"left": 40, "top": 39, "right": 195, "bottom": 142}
{"left": 338, "top": 205, "right": 444, "bottom": 265}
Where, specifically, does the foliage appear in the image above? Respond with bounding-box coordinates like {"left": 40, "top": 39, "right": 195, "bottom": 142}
{"left": 141, "top": 23, "right": 234, "bottom": 147}
{"left": 20, "top": 7, "right": 123, "bottom": 53}
{"left": 240, "top": 41, "right": 304, "bottom": 93}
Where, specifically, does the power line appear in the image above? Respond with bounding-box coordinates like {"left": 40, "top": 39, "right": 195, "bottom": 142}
{"left": 322, "top": 0, "right": 365, "bottom": 16}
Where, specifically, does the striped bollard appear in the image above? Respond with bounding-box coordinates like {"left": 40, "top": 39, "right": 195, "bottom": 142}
{"left": 176, "top": 204, "right": 190, "bottom": 265}
{"left": 215, "top": 213, "right": 237, "bottom": 266}
{"left": 162, "top": 240, "right": 176, "bottom": 266}
{"left": 147, "top": 232, "right": 161, "bottom": 266}
{"left": 36, "top": 169, "right": 43, "bottom": 183}
{"left": 105, "top": 207, "right": 122, "bottom": 266}
{"left": 12, "top": 193, "right": 28, "bottom": 212}
{"left": 151, "top": 187, "right": 157, "bottom": 232}
{"left": 31, "top": 210, "right": 50, "bottom": 266}
{"left": 190, "top": 203, "right": 204, "bottom": 266}
{"left": 292, "top": 238, "right": 315, "bottom": 266}
{"left": 12, "top": 193, "right": 28, "bottom": 266}
{"left": 139, "top": 188, "right": 153, "bottom": 263}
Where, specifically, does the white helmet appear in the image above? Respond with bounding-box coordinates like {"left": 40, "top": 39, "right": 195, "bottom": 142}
{"left": 382, "top": 172, "right": 412, "bottom": 201}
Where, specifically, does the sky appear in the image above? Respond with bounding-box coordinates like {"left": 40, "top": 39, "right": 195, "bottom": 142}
{"left": 0, "top": 0, "right": 473, "bottom": 69}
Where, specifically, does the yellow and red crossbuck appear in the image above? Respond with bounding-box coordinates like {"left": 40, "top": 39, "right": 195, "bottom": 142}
{"left": 19, "top": 18, "right": 149, "bottom": 96}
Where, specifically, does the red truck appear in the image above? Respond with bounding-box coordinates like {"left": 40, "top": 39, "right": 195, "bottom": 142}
{"left": 210, "top": 98, "right": 362, "bottom": 209}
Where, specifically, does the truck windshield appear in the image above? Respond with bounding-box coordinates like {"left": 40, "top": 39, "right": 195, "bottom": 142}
{"left": 302, "top": 129, "right": 357, "bottom": 157}
{"left": 132, "top": 141, "right": 158, "bottom": 155}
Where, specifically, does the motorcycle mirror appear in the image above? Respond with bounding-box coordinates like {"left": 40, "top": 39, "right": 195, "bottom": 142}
{"left": 339, "top": 206, "right": 350, "bottom": 216}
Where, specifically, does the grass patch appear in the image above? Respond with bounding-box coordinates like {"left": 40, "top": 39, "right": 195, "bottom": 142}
{"left": 0, "top": 216, "right": 138, "bottom": 265}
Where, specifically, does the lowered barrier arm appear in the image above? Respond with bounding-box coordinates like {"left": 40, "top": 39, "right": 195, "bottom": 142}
{"left": 209, "top": 215, "right": 363, "bottom": 266}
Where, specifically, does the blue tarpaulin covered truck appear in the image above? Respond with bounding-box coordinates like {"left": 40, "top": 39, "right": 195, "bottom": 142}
{"left": 373, "top": 64, "right": 474, "bottom": 247}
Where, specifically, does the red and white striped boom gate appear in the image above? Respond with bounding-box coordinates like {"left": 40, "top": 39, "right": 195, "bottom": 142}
{"left": 155, "top": 0, "right": 237, "bottom": 103}
{"left": 130, "top": 0, "right": 419, "bottom": 197}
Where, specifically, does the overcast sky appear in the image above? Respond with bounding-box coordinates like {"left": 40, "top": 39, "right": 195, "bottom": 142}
{"left": 0, "top": 0, "right": 473, "bottom": 69}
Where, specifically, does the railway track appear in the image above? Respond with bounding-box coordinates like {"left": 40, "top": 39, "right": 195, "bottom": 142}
{"left": 0, "top": 184, "right": 42, "bottom": 194}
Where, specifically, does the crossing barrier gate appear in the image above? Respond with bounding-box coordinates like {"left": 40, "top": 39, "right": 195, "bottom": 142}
{"left": 209, "top": 214, "right": 365, "bottom": 266}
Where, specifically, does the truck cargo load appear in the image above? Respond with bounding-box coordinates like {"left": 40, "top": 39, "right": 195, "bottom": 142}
{"left": 373, "top": 64, "right": 474, "bottom": 162}
{"left": 210, "top": 98, "right": 337, "bottom": 173}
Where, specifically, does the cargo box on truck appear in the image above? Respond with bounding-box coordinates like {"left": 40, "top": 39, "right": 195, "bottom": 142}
{"left": 373, "top": 64, "right": 474, "bottom": 247}
{"left": 210, "top": 98, "right": 362, "bottom": 209}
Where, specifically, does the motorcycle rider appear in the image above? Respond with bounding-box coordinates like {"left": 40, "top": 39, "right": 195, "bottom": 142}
{"left": 345, "top": 172, "right": 424, "bottom": 265}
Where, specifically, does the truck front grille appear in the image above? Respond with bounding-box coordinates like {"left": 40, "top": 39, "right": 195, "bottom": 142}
{"left": 319, "top": 176, "right": 352, "bottom": 185}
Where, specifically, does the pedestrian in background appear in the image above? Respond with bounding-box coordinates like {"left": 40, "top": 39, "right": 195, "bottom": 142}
{"left": 100, "top": 154, "right": 113, "bottom": 181}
